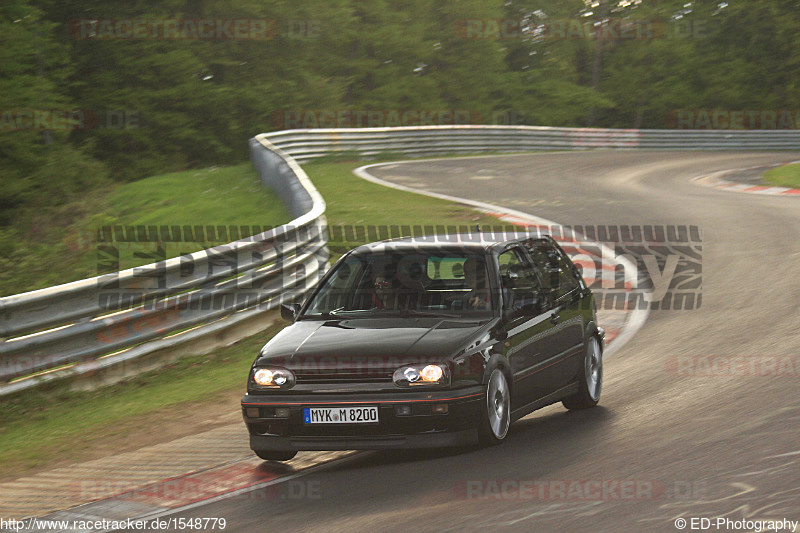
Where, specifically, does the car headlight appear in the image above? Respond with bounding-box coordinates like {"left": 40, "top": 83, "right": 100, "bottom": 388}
{"left": 393, "top": 364, "right": 449, "bottom": 387}
{"left": 251, "top": 367, "right": 295, "bottom": 389}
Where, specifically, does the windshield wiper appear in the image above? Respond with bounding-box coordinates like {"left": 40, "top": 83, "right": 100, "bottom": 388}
{"left": 298, "top": 312, "right": 339, "bottom": 319}
{"left": 300, "top": 308, "right": 371, "bottom": 319}
{"left": 403, "top": 309, "right": 462, "bottom": 318}
{"left": 303, "top": 309, "right": 469, "bottom": 319}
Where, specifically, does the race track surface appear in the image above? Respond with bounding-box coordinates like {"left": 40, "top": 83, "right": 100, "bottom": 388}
{"left": 162, "top": 151, "right": 800, "bottom": 532}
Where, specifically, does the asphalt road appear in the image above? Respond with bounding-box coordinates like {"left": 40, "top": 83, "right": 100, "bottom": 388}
{"left": 164, "top": 151, "right": 800, "bottom": 532}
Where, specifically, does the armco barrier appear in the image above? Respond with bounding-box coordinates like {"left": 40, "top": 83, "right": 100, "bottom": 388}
{"left": 262, "top": 126, "right": 800, "bottom": 162}
{"left": 0, "top": 134, "right": 328, "bottom": 396}
{"left": 1, "top": 125, "right": 796, "bottom": 395}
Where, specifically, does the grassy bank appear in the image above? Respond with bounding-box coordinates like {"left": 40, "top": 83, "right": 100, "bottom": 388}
{"left": 0, "top": 163, "right": 290, "bottom": 297}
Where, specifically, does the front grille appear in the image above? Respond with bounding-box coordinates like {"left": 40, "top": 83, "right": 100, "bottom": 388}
{"left": 293, "top": 371, "right": 394, "bottom": 385}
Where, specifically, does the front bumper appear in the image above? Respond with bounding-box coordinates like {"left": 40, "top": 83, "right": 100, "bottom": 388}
{"left": 242, "top": 386, "right": 484, "bottom": 451}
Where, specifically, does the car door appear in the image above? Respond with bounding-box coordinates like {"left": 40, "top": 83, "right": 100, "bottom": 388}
{"left": 522, "top": 238, "right": 586, "bottom": 391}
{"left": 497, "top": 246, "right": 562, "bottom": 410}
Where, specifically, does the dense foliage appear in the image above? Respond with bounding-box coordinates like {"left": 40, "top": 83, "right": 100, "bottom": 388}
{"left": 2, "top": 0, "right": 798, "bottom": 218}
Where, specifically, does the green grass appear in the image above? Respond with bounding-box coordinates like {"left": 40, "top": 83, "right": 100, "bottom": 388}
{"left": 1, "top": 155, "right": 513, "bottom": 478}
{"left": 763, "top": 162, "right": 800, "bottom": 188}
{"left": 302, "top": 159, "right": 505, "bottom": 260}
{"left": 103, "top": 164, "right": 288, "bottom": 228}
{"left": 0, "top": 163, "right": 289, "bottom": 297}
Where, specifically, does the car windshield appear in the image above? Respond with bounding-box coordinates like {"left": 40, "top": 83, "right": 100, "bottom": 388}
{"left": 301, "top": 250, "right": 495, "bottom": 319}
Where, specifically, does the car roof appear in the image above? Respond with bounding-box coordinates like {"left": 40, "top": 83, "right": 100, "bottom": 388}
{"left": 350, "top": 233, "right": 551, "bottom": 255}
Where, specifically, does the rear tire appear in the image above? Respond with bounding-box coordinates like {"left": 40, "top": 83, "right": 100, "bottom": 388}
{"left": 478, "top": 368, "right": 511, "bottom": 446}
{"left": 562, "top": 336, "right": 602, "bottom": 410}
{"left": 255, "top": 450, "right": 298, "bottom": 461}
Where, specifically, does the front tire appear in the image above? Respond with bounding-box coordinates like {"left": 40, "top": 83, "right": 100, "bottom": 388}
{"left": 478, "top": 368, "right": 511, "bottom": 446}
{"left": 562, "top": 336, "right": 602, "bottom": 410}
{"left": 255, "top": 450, "right": 298, "bottom": 461}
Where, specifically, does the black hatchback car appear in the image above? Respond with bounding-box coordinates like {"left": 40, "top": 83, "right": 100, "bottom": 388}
{"left": 242, "top": 234, "right": 604, "bottom": 460}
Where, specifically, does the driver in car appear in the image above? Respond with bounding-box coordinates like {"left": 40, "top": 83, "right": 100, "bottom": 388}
{"left": 462, "top": 256, "right": 490, "bottom": 309}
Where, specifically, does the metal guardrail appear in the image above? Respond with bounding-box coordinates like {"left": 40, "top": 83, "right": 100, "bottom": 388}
{"left": 1, "top": 125, "right": 796, "bottom": 395}
{"left": 263, "top": 126, "right": 800, "bottom": 162}
{"left": 0, "top": 134, "right": 328, "bottom": 396}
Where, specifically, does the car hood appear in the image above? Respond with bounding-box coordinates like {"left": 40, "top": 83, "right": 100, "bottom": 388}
{"left": 257, "top": 318, "right": 492, "bottom": 369}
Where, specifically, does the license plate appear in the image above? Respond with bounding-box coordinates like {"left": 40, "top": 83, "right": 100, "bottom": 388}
{"left": 303, "top": 406, "right": 379, "bottom": 424}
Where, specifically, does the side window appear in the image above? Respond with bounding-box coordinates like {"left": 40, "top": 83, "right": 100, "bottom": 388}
{"left": 498, "top": 247, "right": 541, "bottom": 311}
{"left": 525, "top": 239, "right": 579, "bottom": 300}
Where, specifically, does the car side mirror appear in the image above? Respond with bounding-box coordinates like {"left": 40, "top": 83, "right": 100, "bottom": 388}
{"left": 281, "top": 303, "right": 301, "bottom": 322}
